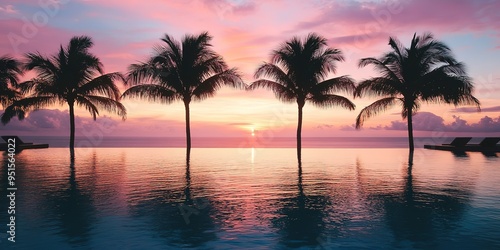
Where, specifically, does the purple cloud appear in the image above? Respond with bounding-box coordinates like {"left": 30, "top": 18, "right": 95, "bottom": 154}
{"left": 386, "top": 112, "right": 447, "bottom": 131}
{"left": 317, "top": 124, "right": 335, "bottom": 129}
{"left": 383, "top": 112, "right": 500, "bottom": 132}
{"left": 453, "top": 105, "right": 500, "bottom": 113}
{"left": 0, "top": 109, "right": 118, "bottom": 135}
{"left": 298, "top": 0, "right": 500, "bottom": 48}
{"left": 0, "top": 109, "right": 73, "bottom": 132}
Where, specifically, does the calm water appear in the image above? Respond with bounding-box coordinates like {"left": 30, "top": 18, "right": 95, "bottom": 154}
{"left": 1, "top": 147, "right": 499, "bottom": 249}
{"left": 18, "top": 136, "right": 454, "bottom": 148}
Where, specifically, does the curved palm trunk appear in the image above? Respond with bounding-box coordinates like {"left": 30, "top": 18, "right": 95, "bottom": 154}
{"left": 69, "top": 102, "right": 76, "bottom": 161}
{"left": 184, "top": 101, "right": 191, "bottom": 161}
{"left": 407, "top": 110, "right": 414, "bottom": 166}
{"left": 296, "top": 102, "right": 304, "bottom": 163}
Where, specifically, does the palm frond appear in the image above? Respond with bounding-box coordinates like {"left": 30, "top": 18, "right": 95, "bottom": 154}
{"left": 388, "top": 36, "right": 406, "bottom": 60}
{"left": 247, "top": 79, "right": 296, "bottom": 103}
{"left": 419, "top": 68, "right": 476, "bottom": 105}
{"left": 0, "top": 56, "right": 23, "bottom": 87}
{"left": 17, "top": 80, "right": 38, "bottom": 95}
{"left": 1, "top": 105, "right": 26, "bottom": 124}
{"left": 79, "top": 72, "right": 125, "bottom": 99}
{"left": 160, "top": 34, "right": 183, "bottom": 63}
{"left": 308, "top": 94, "right": 355, "bottom": 110}
{"left": 192, "top": 68, "right": 244, "bottom": 101}
{"left": 254, "top": 63, "right": 293, "bottom": 87}
{"left": 7, "top": 96, "right": 57, "bottom": 110}
{"left": 67, "top": 36, "right": 104, "bottom": 74}
{"left": 312, "top": 76, "right": 355, "bottom": 95}
{"left": 80, "top": 95, "right": 126, "bottom": 119}
{"left": 32, "top": 79, "right": 62, "bottom": 97}
{"left": 359, "top": 57, "right": 402, "bottom": 83}
{"left": 0, "top": 87, "right": 20, "bottom": 107}
{"left": 67, "top": 36, "right": 93, "bottom": 54}
{"left": 24, "top": 52, "right": 59, "bottom": 79}
{"left": 355, "top": 77, "right": 401, "bottom": 97}
{"left": 310, "top": 47, "right": 344, "bottom": 79}
{"left": 75, "top": 95, "right": 99, "bottom": 120}
{"left": 192, "top": 55, "right": 227, "bottom": 81}
{"left": 127, "top": 62, "right": 160, "bottom": 85}
{"left": 1, "top": 95, "right": 57, "bottom": 124}
{"left": 356, "top": 97, "right": 400, "bottom": 129}
{"left": 423, "top": 78, "right": 481, "bottom": 108}
{"left": 121, "top": 84, "right": 178, "bottom": 104}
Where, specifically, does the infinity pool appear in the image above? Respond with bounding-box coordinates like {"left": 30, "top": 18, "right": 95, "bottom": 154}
{"left": 1, "top": 148, "right": 499, "bottom": 249}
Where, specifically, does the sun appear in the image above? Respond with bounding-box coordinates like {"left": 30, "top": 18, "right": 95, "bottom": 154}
{"left": 251, "top": 127, "right": 255, "bottom": 137}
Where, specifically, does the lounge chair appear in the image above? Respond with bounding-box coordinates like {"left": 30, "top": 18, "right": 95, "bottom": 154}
{"left": 443, "top": 137, "right": 472, "bottom": 147}
{"left": 478, "top": 137, "right": 500, "bottom": 147}
{"left": 0, "top": 136, "right": 49, "bottom": 152}
{"left": 424, "top": 137, "right": 500, "bottom": 153}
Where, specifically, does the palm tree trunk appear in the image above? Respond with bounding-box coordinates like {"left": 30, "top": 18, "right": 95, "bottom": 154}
{"left": 184, "top": 101, "right": 191, "bottom": 161}
{"left": 407, "top": 110, "right": 414, "bottom": 166}
{"left": 69, "top": 102, "right": 75, "bottom": 161}
{"left": 296, "top": 102, "right": 304, "bottom": 163}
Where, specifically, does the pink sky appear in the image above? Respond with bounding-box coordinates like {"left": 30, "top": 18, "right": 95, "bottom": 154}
{"left": 1, "top": 0, "right": 499, "bottom": 138}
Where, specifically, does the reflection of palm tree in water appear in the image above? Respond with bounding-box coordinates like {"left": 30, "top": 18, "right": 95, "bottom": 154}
{"left": 49, "top": 159, "right": 96, "bottom": 246}
{"left": 128, "top": 161, "right": 217, "bottom": 247}
{"left": 183, "top": 161, "right": 192, "bottom": 204}
{"left": 396, "top": 166, "right": 471, "bottom": 245}
{"left": 272, "top": 163, "right": 330, "bottom": 248}
{"left": 355, "top": 160, "right": 473, "bottom": 248}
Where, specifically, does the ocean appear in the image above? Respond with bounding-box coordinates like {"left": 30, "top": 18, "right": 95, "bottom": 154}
{"left": 14, "top": 136, "right": 465, "bottom": 148}
{"left": 0, "top": 144, "right": 499, "bottom": 249}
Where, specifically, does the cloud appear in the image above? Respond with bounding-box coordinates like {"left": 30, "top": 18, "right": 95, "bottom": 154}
{"left": 0, "top": 109, "right": 120, "bottom": 135}
{"left": 328, "top": 32, "right": 390, "bottom": 47}
{"left": 383, "top": 112, "right": 500, "bottom": 132}
{"left": 201, "top": 0, "right": 257, "bottom": 19}
{"left": 0, "top": 108, "right": 249, "bottom": 137}
{"left": 385, "top": 112, "right": 446, "bottom": 131}
{"left": 339, "top": 124, "right": 356, "bottom": 131}
{"left": 448, "top": 115, "right": 500, "bottom": 133}
{"left": 317, "top": 124, "right": 335, "bottom": 129}
{"left": 452, "top": 105, "right": 500, "bottom": 113}
{"left": 0, "top": 4, "right": 16, "bottom": 14}
{"left": 0, "top": 109, "right": 73, "bottom": 132}
{"left": 297, "top": 0, "right": 500, "bottom": 49}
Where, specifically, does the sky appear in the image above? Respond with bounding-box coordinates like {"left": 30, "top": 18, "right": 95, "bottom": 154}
{"left": 0, "top": 0, "right": 499, "bottom": 139}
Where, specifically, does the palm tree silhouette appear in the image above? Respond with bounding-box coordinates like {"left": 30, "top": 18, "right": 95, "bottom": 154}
{"left": 0, "top": 56, "right": 23, "bottom": 108}
{"left": 355, "top": 33, "right": 480, "bottom": 165}
{"left": 122, "top": 32, "right": 243, "bottom": 159}
{"left": 1, "top": 36, "right": 126, "bottom": 159}
{"left": 248, "top": 33, "right": 355, "bottom": 163}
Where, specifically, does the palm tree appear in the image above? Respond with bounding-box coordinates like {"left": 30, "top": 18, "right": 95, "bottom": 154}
{"left": 122, "top": 32, "right": 243, "bottom": 159}
{"left": 248, "top": 33, "right": 356, "bottom": 163}
{"left": 1, "top": 36, "right": 126, "bottom": 158}
{"left": 0, "top": 56, "right": 23, "bottom": 108}
{"left": 355, "top": 33, "right": 480, "bottom": 165}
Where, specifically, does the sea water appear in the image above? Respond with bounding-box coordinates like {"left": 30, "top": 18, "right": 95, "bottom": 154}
{"left": 0, "top": 146, "right": 499, "bottom": 249}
